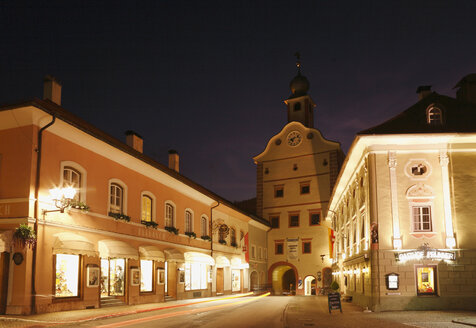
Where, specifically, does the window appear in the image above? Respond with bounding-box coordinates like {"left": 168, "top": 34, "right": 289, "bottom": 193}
{"left": 274, "top": 185, "right": 284, "bottom": 198}
{"left": 302, "top": 241, "right": 312, "bottom": 254}
{"left": 63, "top": 167, "right": 81, "bottom": 201}
{"left": 309, "top": 212, "right": 320, "bottom": 226}
{"left": 300, "top": 182, "right": 310, "bottom": 195}
{"left": 185, "top": 210, "right": 193, "bottom": 233}
{"left": 141, "top": 195, "right": 152, "bottom": 222}
{"left": 427, "top": 106, "right": 442, "bottom": 125}
{"left": 258, "top": 247, "right": 262, "bottom": 259}
{"left": 165, "top": 203, "right": 175, "bottom": 227}
{"left": 289, "top": 214, "right": 299, "bottom": 227}
{"left": 251, "top": 245, "right": 256, "bottom": 259}
{"left": 275, "top": 241, "right": 284, "bottom": 255}
{"left": 201, "top": 216, "right": 208, "bottom": 237}
{"left": 218, "top": 224, "right": 228, "bottom": 243}
{"left": 293, "top": 102, "right": 301, "bottom": 111}
{"left": 184, "top": 262, "right": 208, "bottom": 291}
{"left": 230, "top": 228, "right": 236, "bottom": 246}
{"left": 110, "top": 183, "right": 123, "bottom": 214}
{"left": 55, "top": 254, "right": 80, "bottom": 297}
{"left": 140, "top": 260, "right": 153, "bottom": 292}
{"left": 270, "top": 216, "right": 280, "bottom": 228}
{"left": 413, "top": 206, "right": 432, "bottom": 232}
{"left": 416, "top": 265, "right": 437, "bottom": 296}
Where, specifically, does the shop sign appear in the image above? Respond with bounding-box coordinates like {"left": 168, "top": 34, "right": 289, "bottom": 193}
{"left": 328, "top": 292, "right": 342, "bottom": 313}
{"left": 287, "top": 238, "right": 299, "bottom": 260}
{"left": 395, "top": 246, "right": 455, "bottom": 262}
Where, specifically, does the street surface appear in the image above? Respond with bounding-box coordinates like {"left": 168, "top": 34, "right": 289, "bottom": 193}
{"left": 57, "top": 294, "right": 476, "bottom": 328}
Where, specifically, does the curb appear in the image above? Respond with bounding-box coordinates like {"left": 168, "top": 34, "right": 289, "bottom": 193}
{"left": 452, "top": 319, "right": 476, "bottom": 327}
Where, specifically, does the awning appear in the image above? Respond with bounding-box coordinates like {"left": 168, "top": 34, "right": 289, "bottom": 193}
{"left": 184, "top": 252, "right": 214, "bottom": 265}
{"left": 231, "top": 256, "right": 249, "bottom": 269}
{"left": 215, "top": 255, "right": 230, "bottom": 267}
{"left": 139, "top": 246, "right": 165, "bottom": 262}
{"left": 164, "top": 248, "right": 184, "bottom": 262}
{"left": 53, "top": 232, "right": 97, "bottom": 257}
{"left": 0, "top": 231, "right": 12, "bottom": 253}
{"left": 98, "top": 240, "right": 138, "bottom": 260}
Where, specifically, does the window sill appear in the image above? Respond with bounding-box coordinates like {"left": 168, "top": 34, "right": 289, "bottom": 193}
{"left": 410, "top": 232, "right": 437, "bottom": 238}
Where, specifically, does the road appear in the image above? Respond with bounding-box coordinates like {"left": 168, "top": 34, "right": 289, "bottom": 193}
{"left": 22, "top": 294, "right": 476, "bottom": 328}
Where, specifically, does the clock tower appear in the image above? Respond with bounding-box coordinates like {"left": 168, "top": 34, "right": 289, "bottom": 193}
{"left": 284, "top": 53, "right": 316, "bottom": 128}
{"left": 253, "top": 55, "right": 343, "bottom": 296}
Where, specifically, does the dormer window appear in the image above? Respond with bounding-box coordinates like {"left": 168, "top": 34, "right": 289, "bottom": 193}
{"left": 427, "top": 106, "right": 442, "bottom": 125}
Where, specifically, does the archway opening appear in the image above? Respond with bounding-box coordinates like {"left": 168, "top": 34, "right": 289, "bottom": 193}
{"left": 271, "top": 265, "right": 296, "bottom": 295}
{"left": 250, "top": 271, "right": 258, "bottom": 291}
{"left": 304, "top": 276, "right": 316, "bottom": 295}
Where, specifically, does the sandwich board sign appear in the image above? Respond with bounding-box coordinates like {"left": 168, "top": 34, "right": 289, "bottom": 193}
{"left": 328, "top": 292, "right": 342, "bottom": 313}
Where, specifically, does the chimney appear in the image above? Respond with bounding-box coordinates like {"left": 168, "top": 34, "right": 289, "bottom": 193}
{"left": 168, "top": 149, "right": 179, "bottom": 172}
{"left": 43, "top": 75, "right": 62, "bottom": 105}
{"left": 125, "top": 130, "right": 143, "bottom": 153}
{"left": 416, "top": 85, "right": 432, "bottom": 100}
{"left": 454, "top": 74, "right": 476, "bottom": 105}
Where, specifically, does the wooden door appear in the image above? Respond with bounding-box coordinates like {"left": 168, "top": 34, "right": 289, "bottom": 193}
{"left": 216, "top": 268, "right": 224, "bottom": 295}
{"left": 0, "top": 252, "right": 10, "bottom": 314}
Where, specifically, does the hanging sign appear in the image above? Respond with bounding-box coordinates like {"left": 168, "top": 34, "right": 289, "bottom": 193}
{"left": 287, "top": 238, "right": 299, "bottom": 260}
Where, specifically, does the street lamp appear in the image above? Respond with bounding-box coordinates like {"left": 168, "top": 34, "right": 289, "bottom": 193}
{"left": 42, "top": 186, "right": 77, "bottom": 215}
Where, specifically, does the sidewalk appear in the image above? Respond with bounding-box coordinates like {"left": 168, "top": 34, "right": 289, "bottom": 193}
{"left": 0, "top": 292, "right": 254, "bottom": 328}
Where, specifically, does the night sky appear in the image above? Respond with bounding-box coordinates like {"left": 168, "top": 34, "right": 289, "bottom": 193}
{"left": 1, "top": 1, "right": 475, "bottom": 202}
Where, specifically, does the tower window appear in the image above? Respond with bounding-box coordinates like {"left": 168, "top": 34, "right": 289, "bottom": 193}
{"left": 275, "top": 241, "right": 284, "bottom": 255}
{"left": 293, "top": 102, "right": 301, "bottom": 111}
{"left": 270, "top": 216, "right": 280, "bottom": 228}
{"left": 302, "top": 241, "right": 312, "bottom": 254}
{"left": 289, "top": 214, "right": 299, "bottom": 227}
{"left": 309, "top": 212, "right": 320, "bottom": 226}
{"left": 274, "top": 185, "right": 284, "bottom": 198}
{"left": 300, "top": 182, "right": 310, "bottom": 194}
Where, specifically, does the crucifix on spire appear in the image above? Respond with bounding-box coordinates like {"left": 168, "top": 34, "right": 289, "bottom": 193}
{"left": 294, "top": 51, "right": 301, "bottom": 69}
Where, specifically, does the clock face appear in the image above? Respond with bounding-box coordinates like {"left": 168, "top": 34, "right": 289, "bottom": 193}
{"left": 287, "top": 131, "right": 302, "bottom": 147}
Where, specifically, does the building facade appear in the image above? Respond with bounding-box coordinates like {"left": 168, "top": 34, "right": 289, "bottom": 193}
{"left": 0, "top": 76, "right": 269, "bottom": 314}
{"left": 328, "top": 76, "right": 476, "bottom": 311}
{"left": 254, "top": 62, "right": 343, "bottom": 295}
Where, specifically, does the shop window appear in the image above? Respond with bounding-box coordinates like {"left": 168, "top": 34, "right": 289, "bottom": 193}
{"left": 63, "top": 167, "right": 81, "bottom": 201}
{"left": 416, "top": 265, "right": 437, "bottom": 296}
{"left": 274, "top": 185, "right": 284, "bottom": 198}
{"left": 270, "top": 216, "right": 280, "bottom": 228}
{"left": 109, "top": 183, "right": 124, "bottom": 214}
{"left": 165, "top": 202, "right": 175, "bottom": 228}
{"left": 275, "top": 241, "right": 284, "bottom": 255}
{"left": 101, "top": 258, "right": 125, "bottom": 297}
{"left": 289, "top": 214, "right": 299, "bottom": 227}
{"left": 201, "top": 216, "right": 208, "bottom": 237}
{"left": 300, "top": 182, "right": 310, "bottom": 195}
{"left": 309, "top": 212, "right": 320, "bottom": 226}
{"left": 232, "top": 269, "right": 241, "bottom": 292}
{"left": 184, "top": 262, "right": 208, "bottom": 291}
{"left": 302, "top": 241, "right": 312, "bottom": 254}
{"left": 140, "top": 260, "right": 153, "bottom": 292}
{"left": 141, "top": 195, "right": 153, "bottom": 222}
{"left": 185, "top": 210, "right": 193, "bottom": 233}
{"left": 412, "top": 206, "right": 432, "bottom": 232}
{"left": 55, "top": 254, "right": 80, "bottom": 297}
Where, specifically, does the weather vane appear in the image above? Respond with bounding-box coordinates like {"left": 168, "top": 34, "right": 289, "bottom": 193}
{"left": 294, "top": 51, "right": 301, "bottom": 72}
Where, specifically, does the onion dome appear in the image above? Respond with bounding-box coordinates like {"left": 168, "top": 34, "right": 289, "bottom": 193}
{"left": 289, "top": 52, "right": 310, "bottom": 97}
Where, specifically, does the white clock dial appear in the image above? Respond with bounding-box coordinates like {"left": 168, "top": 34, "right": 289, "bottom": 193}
{"left": 287, "top": 131, "right": 302, "bottom": 147}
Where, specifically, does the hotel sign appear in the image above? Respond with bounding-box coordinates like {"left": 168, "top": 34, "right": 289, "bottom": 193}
{"left": 395, "top": 248, "right": 455, "bottom": 262}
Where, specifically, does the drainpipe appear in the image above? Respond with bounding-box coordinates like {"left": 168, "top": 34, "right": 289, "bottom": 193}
{"left": 210, "top": 201, "right": 220, "bottom": 257}
{"left": 32, "top": 115, "right": 56, "bottom": 314}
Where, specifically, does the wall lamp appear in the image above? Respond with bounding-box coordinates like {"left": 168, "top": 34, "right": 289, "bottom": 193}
{"left": 42, "top": 186, "right": 77, "bottom": 215}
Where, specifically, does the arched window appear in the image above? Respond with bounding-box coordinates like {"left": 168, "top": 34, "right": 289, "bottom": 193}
{"left": 201, "top": 216, "right": 208, "bottom": 237}
{"left": 185, "top": 210, "right": 193, "bottom": 233}
{"left": 165, "top": 203, "right": 175, "bottom": 227}
{"left": 63, "top": 166, "right": 81, "bottom": 201}
{"left": 427, "top": 106, "right": 442, "bottom": 125}
{"left": 230, "top": 228, "right": 236, "bottom": 246}
{"left": 110, "top": 183, "right": 123, "bottom": 214}
{"left": 141, "top": 195, "right": 152, "bottom": 222}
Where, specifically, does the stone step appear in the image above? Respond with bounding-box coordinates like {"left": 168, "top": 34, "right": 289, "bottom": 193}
{"left": 100, "top": 297, "right": 126, "bottom": 307}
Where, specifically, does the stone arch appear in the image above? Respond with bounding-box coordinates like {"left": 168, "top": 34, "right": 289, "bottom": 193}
{"left": 268, "top": 261, "right": 298, "bottom": 295}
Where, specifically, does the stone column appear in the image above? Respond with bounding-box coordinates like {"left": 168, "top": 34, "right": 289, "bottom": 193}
{"left": 388, "top": 151, "right": 402, "bottom": 249}
{"left": 439, "top": 151, "right": 456, "bottom": 248}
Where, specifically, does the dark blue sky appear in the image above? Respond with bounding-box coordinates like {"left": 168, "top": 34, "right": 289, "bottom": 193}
{"left": 1, "top": 1, "right": 475, "bottom": 201}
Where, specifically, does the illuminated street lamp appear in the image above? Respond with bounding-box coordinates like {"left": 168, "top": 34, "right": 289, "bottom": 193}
{"left": 43, "top": 186, "right": 77, "bottom": 215}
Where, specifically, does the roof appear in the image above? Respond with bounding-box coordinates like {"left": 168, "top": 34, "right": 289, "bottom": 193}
{"left": 358, "top": 92, "right": 476, "bottom": 135}
{"left": 0, "top": 98, "right": 269, "bottom": 227}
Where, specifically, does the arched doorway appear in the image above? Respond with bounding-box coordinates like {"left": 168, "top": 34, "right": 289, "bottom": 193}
{"left": 250, "top": 271, "right": 258, "bottom": 291}
{"left": 304, "top": 275, "right": 316, "bottom": 296}
{"left": 268, "top": 262, "right": 298, "bottom": 295}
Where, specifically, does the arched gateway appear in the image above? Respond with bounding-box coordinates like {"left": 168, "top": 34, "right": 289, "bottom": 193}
{"left": 268, "top": 262, "right": 298, "bottom": 295}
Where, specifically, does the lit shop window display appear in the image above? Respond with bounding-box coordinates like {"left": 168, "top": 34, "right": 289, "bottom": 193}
{"left": 140, "top": 260, "right": 153, "bottom": 292}
{"left": 184, "top": 263, "right": 208, "bottom": 290}
{"left": 100, "top": 258, "right": 125, "bottom": 297}
{"left": 416, "top": 266, "right": 437, "bottom": 296}
{"left": 232, "top": 269, "right": 241, "bottom": 292}
{"left": 55, "top": 254, "right": 79, "bottom": 297}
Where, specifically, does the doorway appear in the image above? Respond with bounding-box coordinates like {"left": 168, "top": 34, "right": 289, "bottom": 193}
{"left": 304, "top": 276, "right": 316, "bottom": 296}
{"left": 100, "top": 258, "right": 125, "bottom": 298}
{"left": 0, "top": 252, "right": 10, "bottom": 314}
{"left": 270, "top": 264, "right": 297, "bottom": 295}
{"left": 216, "top": 268, "right": 224, "bottom": 295}
{"left": 165, "top": 261, "right": 177, "bottom": 298}
{"left": 250, "top": 271, "right": 258, "bottom": 291}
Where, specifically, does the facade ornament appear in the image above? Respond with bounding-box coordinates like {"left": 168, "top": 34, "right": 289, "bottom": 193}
{"left": 388, "top": 151, "right": 397, "bottom": 168}
{"left": 439, "top": 151, "right": 449, "bottom": 167}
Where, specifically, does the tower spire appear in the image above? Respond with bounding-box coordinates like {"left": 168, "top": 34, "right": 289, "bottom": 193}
{"left": 294, "top": 51, "right": 301, "bottom": 74}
